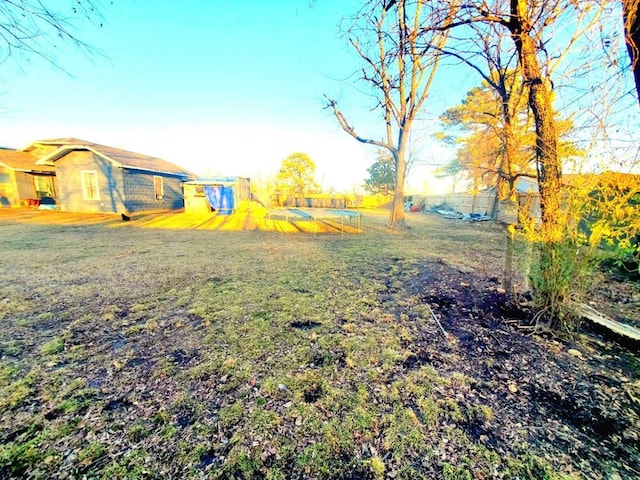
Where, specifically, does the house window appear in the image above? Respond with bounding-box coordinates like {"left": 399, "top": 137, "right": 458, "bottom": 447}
{"left": 33, "top": 175, "right": 55, "bottom": 198}
{"left": 194, "top": 185, "right": 205, "bottom": 197}
{"left": 154, "top": 176, "right": 164, "bottom": 200}
{"left": 81, "top": 170, "right": 99, "bottom": 200}
{"left": 0, "top": 173, "right": 9, "bottom": 184}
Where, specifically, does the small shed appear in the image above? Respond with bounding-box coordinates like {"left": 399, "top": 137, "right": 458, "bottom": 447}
{"left": 184, "top": 177, "right": 250, "bottom": 215}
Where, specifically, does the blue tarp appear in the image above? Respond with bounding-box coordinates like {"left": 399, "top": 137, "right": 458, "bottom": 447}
{"left": 204, "top": 185, "right": 235, "bottom": 215}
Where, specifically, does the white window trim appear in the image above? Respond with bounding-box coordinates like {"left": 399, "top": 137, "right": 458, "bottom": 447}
{"left": 81, "top": 170, "right": 100, "bottom": 200}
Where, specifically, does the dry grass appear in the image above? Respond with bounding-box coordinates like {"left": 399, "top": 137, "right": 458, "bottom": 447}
{"left": 0, "top": 202, "right": 363, "bottom": 234}
{"left": 0, "top": 208, "right": 635, "bottom": 479}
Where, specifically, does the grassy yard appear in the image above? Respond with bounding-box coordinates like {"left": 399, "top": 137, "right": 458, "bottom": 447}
{"left": 0, "top": 209, "right": 638, "bottom": 479}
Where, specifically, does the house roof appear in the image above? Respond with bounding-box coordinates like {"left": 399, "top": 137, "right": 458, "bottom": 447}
{"left": 29, "top": 138, "right": 194, "bottom": 179}
{"left": 0, "top": 149, "right": 55, "bottom": 173}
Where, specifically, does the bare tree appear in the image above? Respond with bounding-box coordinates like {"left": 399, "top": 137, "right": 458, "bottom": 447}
{"left": 325, "top": 0, "right": 455, "bottom": 229}
{"left": 0, "top": 1, "right": 103, "bottom": 68}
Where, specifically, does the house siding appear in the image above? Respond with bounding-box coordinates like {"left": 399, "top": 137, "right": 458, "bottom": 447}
{"left": 55, "top": 151, "right": 127, "bottom": 213}
{"left": 0, "top": 167, "right": 16, "bottom": 206}
{"left": 122, "top": 171, "right": 184, "bottom": 212}
{"left": 0, "top": 169, "right": 45, "bottom": 207}
{"left": 15, "top": 172, "right": 39, "bottom": 204}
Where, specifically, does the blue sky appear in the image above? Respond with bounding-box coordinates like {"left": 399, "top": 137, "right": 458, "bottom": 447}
{"left": 0, "top": 0, "right": 472, "bottom": 193}
{"left": 0, "top": 1, "right": 635, "bottom": 193}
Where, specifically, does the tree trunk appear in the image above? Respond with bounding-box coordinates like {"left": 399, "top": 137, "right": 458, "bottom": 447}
{"left": 389, "top": 146, "right": 407, "bottom": 228}
{"left": 492, "top": 150, "right": 512, "bottom": 220}
{"left": 508, "top": 0, "right": 564, "bottom": 324}
{"left": 503, "top": 230, "right": 515, "bottom": 293}
{"left": 499, "top": 98, "right": 517, "bottom": 202}
{"left": 491, "top": 190, "right": 500, "bottom": 219}
{"left": 623, "top": 0, "right": 640, "bottom": 106}
{"left": 509, "top": 0, "right": 561, "bottom": 240}
{"left": 499, "top": 90, "right": 519, "bottom": 286}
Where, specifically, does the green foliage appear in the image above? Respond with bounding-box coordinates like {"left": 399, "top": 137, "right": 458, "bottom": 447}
{"left": 160, "top": 424, "right": 178, "bottom": 439}
{"left": 504, "top": 453, "right": 562, "bottom": 480}
{"left": 527, "top": 237, "right": 594, "bottom": 331}
{"left": 0, "top": 364, "right": 20, "bottom": 387}
{"left": 274, "top": 152, "right": 319, "bottom": 196}
{"left": 100, "top": 448, "right": 158, "bottom": 479}
{"left": 364, "top": 149, "right": 396, "bottom": 195}
{"left": 78, "top": 442, "right": 105, "bottom": 464}
{"left": 127, "top": 421, "right": 150, "bottom": 442}
{"left": 248, "top": 406, "right": 280, "bottom": 435}
{"left": 0, "top": 378, "right": 32, "bottom": 409}
{"left": 434, "top": 158, "right": 463, "bottom": 179}
{"left": 382, "top": 406, "right": 425, "bottom": 462}
{"left": 416, "top": 397, "right": 441, "bottom": 427}
{"left": 296, "top": 442, "right": 333, "bottom": 477}
{"left": 437, "top": 78, "right": 534, "bottom": 194}
{"left": 578, "top": 172, "right": 640, "bottom": 277}
{"left": 219, "top": 401, "right": 244, "bottom": 428}
{"left": 369, "top": 456, "right": 385, "bottom": 479}
{"left": 40, "top": 336, "right": 64, "bottom": 355}
{"left": 523, "top": 172, "right": 640, "bottom": 330}
{"left": 0, "top": 435, "right": 48, "bottom": 477}
{"left": 443, "top": 463, "right": 472, "bottom": 480}
{"left": 1, "top": 340, "right": 24, "bottom": 357}
{"left": 232, "top": 453, "right": 262, "bottom": 478}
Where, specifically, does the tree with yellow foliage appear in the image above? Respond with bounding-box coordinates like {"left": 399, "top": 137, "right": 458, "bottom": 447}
{"left": 274, "top": 152, "right": 320, "bottom": 197}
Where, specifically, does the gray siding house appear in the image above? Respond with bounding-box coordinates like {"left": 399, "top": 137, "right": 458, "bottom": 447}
{"left": 29, "top": 138, "right": 194, "bottom": 214}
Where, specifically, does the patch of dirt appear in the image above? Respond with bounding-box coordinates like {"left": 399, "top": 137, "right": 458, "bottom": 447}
{"left": 290, "top": 320, "right": 323, "bottom": 330}
{"left": 398, "top": 259, "right": 640, "bottom": 478}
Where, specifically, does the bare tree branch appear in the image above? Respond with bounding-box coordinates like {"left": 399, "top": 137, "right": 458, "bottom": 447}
{"left": 323, "top": 95, "right": 391, "bottom": 151}
{"left": 0, "top": 0, "right": 104, "bottom": 70}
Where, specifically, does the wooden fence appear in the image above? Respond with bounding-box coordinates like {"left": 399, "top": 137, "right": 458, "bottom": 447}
{"left": 415, "top": 192, "right": 541, "bottom": 224}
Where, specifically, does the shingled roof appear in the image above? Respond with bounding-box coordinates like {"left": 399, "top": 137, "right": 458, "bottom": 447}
{"left": 29, "top": 138, "right": 194, "bottom": 178}
{"left": 0, "top": 148, "right": 55, "bottom": 173}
